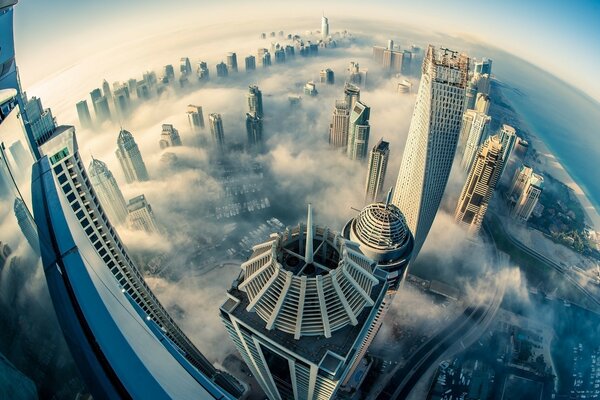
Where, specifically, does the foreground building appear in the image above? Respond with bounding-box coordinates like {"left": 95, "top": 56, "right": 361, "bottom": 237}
{"left": 392, "top": 45, "right": 469, "bottom": 258}
{"left": 220, "top": 206, "right": 389, "bottom": 400}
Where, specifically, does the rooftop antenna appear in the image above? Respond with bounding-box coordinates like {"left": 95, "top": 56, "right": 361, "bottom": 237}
{"left": 385, "top": 187, "right": 393, "bottom": 208}
{"left": 305, "top": 204, "right": 314, "bottom": 264}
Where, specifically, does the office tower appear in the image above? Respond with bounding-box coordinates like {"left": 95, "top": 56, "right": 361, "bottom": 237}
{"left": 209, "top": 113, "right": 225, "bottom": 152}
{"left": 473, "top": 57, "right": 493, "bottom": 75}
{"left": 14, "top": 197, "right": 40, "bottom": 255}
{"left": 245, "top": 112, "right": 263, "bottom": 149}
{"left": 461, "top": 110, "right": 491, "bottom": 172}
{"left": 93, "top": 95, "right": 111, "bottom": 123}
{"left": 464, "top": 81, "right": 478, "bottom": 111}
{"left": 285, "top": 45, "right": 295, "bottom": 58}
{"left": 364, "top": 139, "right": 389, "bottom": 203}
{"left": 498, "top": 124, "right": 517, "bottom": 179}
{"left": 163, "top": 64, "right": 175, "bottom": 82}
{"left": 454, "top": 135, "right": 503, "bottom": 235}
{"left": 344, "top": 82, "right": 360, "bottom": 110}
{"left": 113, "top": 86, "right": 130, "bottom": 120}
{"left": 127, "top": 78, "right": 137, "bottom": 96}
{"left": 274, "top": 48, "right": 286, "bottom": 64}
{"left": 347, "top": 101, "right": 370, "bottom": 160}
{"left": 216, "top": 62, "right": 228, "bottom": 77}
{"left": 304, "top": 81, "right": 318, "bottom": 96}
{"left": 328, "top": 100, "right": 350, "bottom": 148}
{"left": 136, "top": 81, "right": 150, "bottom": 100}
{"left": 392, "top": 45, "right": 469, "bottom": 257}
{"left": 220, "top": 206, "right": 389, "bottom": 400}
{"left": 127, "top": 194, "right": 159, "bottom": 234}
{"left": 0, "top": 241, "right": 11, "bottom": 271}
{"left": 226, "top": 52, "right": 238, "bottom": 73}
{"left": 180, "top": 57, "right": 192, "bottom": 76}
{"left": 343, "top": 192, "right": 414, "bottom": 290}
{"left": 247, "top": 85, "right": 263, "bottom": 117}
{"left": 116, "top": 128, "right": 149, "bottom": 183}
{"left": 143, "top": 71, "right": 157, "bottom": 91}
{"left": 102, "top": 79, "right": 112, "bottom": 102}
{"left": 197, "top": 61, "right": 210, "bottom": 81}
{"left": 187, "top": 104, "right": 205, "bottom": 132}
{"left": 261, "top": 51, "right": 271, "bottom": 67}
{"left": 372, "top": 43, "right": 403, "bottom": 73}
{"left": 24, "top": 95, "right": 56, "bottom": 144}
{"left": 510, "top": 170, "right": 544, "bottom": 222}
{"left": 244, "top": 55, "right": 256, "bottom": 72}
{"left": 507, "top": 165, "right": 533, "bottom": 204}
{"left": 257, "top": 48, "right": 268, "bottom": 66}
{"left": 457, "top": 110, "right": 475, "bottom": 155}
{"left": 320, "top": 68, "right": 335, "bottom": 84}
{"left": 76, "top": 100, "right": 93, "bottom": 129}
{"left": 471, "top": 73, "right": 490, "bottom": 95}
{"left": 158, "top": 124, "right": 182, "bottom": 149}
{"left": 475, "top": 93, "right": 490, "bottom": 114}
{"left": 321, "top": 14, "right": 329, "bottom": 38}
{"left": 401, "top": 50, "right": 413, "bottom": 75}
{"left": 88, "top": 158, "right": 128, "bottom": 225}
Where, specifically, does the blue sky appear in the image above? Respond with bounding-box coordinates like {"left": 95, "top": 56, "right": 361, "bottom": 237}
{"left": 12, "top": 0, "right": 600, "bottom": 102}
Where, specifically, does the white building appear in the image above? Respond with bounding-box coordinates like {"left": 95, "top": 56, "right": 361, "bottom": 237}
{"left": 364, "top": 139, "right": 389, "bottom": 203}
{"left": 187, "top": 104, "right": 205, "bottom": 132}
{"left": 461, "top": 110, "right": 491, "bottom": 172}
{"left": 509, "top": 165, "right": 544, "bottom": 222}
{"left": 88, "top": 158, "right": 128, "bottom": 226}
{"left": 127, "top": 194, "right": 160, "bottom": 234}
{"left": 392, "top": 45, "right": 469, "bottom": 257}
{"left": 498, "top": 124, "right": 517, "bottom": 180}
{"left": 328, "top": 100, "right": 350, "bottom": 148}
{"left": 115, "top": 128, "right": 149, "bottom": 183}
{"left": 321, "top": 15, "right": 329, "bottom": 39}
{"left": 159, "top": 123, "right": 182, "bottom": 149}
{"left": 346, "top": 101, "right": 370, "bottom": 161}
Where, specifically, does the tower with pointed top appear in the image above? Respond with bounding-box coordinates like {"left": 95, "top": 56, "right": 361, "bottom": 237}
{"left": 116, "top": 128, "right": 149, "bottom": 183}
{"left": 89, "top": 157, "right": 128, "bottom": 225}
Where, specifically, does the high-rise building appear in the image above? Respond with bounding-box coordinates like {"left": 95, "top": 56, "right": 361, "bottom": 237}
{"left": 159, "top": 123, "right": 182, "bottom": 149}
{"left": 347, "top": 101, "right": 370, "bottom": 161}
{"left": 113, "top": 86, "right": 130, "bottom": 121}
{"left": 320, "top": 68, "right": 335, "bottom": 84}
{"left": 216, "top": 62, "right": 228, "bottom": 78}
{"left": 372, "top": 43, "right": 403, "bottom": 73}
{"left": 76, "top": 100, "right": 93, "bottom": 129}
{"left": 261, "top": 51, "right": 271, "bottom": 67}
{"left": 24, "top": 94, "right": 56, "bottom": 144}
{"left": 347, "top": 62, "right": 367, "bottom": 87}
{"left": 304, "top": 81, "right": 318, "bottom": 96}
{"left": 197, "top": 61, "right": 210, "bottom": 81}
{"left": 102, "top": 79, "right": 112, "bottom": 102}
{"left": 392, "top": 45, "right": 469, "bottom": 257}
{"left": 163, "top": 64, "right": 175, "bottom": 82}
{"left": 220, "top": 206, "right": 389, "bottom": 400}
{"left": 257, "top": 48, "right": 269, "bottom": 67}
{"left": 364, "top": 139, "right": 389, "bottom": 203}
{"left": 244, "top": 55, "right": 256, "bottom": 72}
{"left": 226, "top": 52, "right": 238, "bottom": 73}
{"left": 344, "top": 82, "right": 360, "bottom": 110}
{"left": 274, "top": 48, "right": 286, "bottom": 64}
{"left": 473, "top": 58, "right": 493, "bottom": 75}
{"left": 14, "top": 197, "right": 40, "bottom": 255}
{"left": 127, "top": 194, "right": 160, "bottom": 234}
{"left": 88, "top": 158, "right": 128, "bottom": 226}
{"left": 328, "top": 100, "right": 350, "bottom": 148}
{"left": 321, "top": 15, "right": 329, "bottom": 39}
{"left": 245, "top": 112, "right": 263, "bottom": 149}
{"left": 454, "top": 135, "right": 503, "bottom": 235}
{"left": 0, "top": 241, "right": 11, "bottom": 272}
{"left": 461, "top": 110, "right": 491, "bottom": 172}
{"left": 498, "top": 124, "right": 517, "bottom": 180}
{"left": 209, "top": 113, "right": 225, "bottom": 152}
{"left": 180, "top": 57, "right": 192, "bottom": 76}
{"left": 94, "top": 95, "right": 111, "bottom": 123}
{"left": 475, "top": 93, "right": 490, "bottom": 114}
{"left": 247, "top": 85, "right": 263, "bottom": 118}
{"left": 116, "top": 128, "right": 150, "bottom": 183}
{"left": 187, "top": 104, "right": 205, "bottom": 132}
{"left": 507, "top": 165, "right": 533, "bottom": 204}
{"left": 509, "top": 169, "right": 544, "bottom": 222}
{"left": 401, "top": 50, "right": 413, "bottom": 75}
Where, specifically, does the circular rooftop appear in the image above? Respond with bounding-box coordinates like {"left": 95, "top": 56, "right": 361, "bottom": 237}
{"left": 354, "top": 203, "right": 410, "bottom": 250}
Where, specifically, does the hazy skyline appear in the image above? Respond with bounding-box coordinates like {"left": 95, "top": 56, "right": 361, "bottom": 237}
{"left": 14, "top": 0, "right": 600, "bottom": 103}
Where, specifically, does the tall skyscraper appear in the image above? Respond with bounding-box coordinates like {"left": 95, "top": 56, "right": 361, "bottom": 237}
{"left": 88, "top": 158, "right": 128, "bottom": 225}
{"left": 510, "top": 170, "right": 544, "bottom": 222}
{"left": 364, "top": 139, "right": 389, "bottom": 203}
{"left": 209, "top": 113, "right": 225, "bottom": 152}
{"left": 473, "top": 57, "right": 493, "bottom": 75}
{"left": 226, "top": 52, "right": 238, "bottom": 73}
{"left": 24, "top": 94, "right": 56, "bottom": 144}
{"left": 220, "top": 206, "right": 389, "bottom": 400}
{"left": 245, "top": 112, "right": 263, "bottom": 149}
{"left": 498, "top": 124, "right": 517, "bottom": 179}
{"left": 116, "top": 128, "right": 150, "bottom": 183}
{"left": 113, "top": 86, "right": 130, "bottom": 121}
{"left": 102, "top": 79, "right": 112, "bottom": 103}
{"left": 247, "top": 85, "right": 263, "bottom": 117}
{"left": 507, "top": 165, "right": 533, "bottom": 204}
{"left": 461, "top": 110, "right": 491, "bottom": 172}
{"left": 14, "top": 197, "right": 40, "bottom": 255}
{"left": 344, "top": 82, "right": 360, "bottom": 110}
{"left": 244, "top": 55, "right": 256, "bottom": 72}
{"left": 261, "top": 51, "right": 271, "bottom": 67}
{"left": 328, "top": 100, "right": 350, "bottom": 148}
{"left": 93, "top": 95, "right": 111, "bottom": 123}
{"left": 180, "top": 57, "right": 192, "bottom": 76}
{"left": 159, "top": 123, "right": 182, "bottom": 149}
{"left": 392, "top": 45, "right": 469, "bottom": 257}
{"left": 216, "top": 62, "right": 228, "bottom": 78}
{"left": 475, "top": 93, "right": 490, "bottom": 114}
{"left": 373, "top": 42, "right": 403, "bottom": 73}
{"left": 454, "top": 135, "right": 503, "bottom": 235}
{"left": 346, "top": 101, "right": 370, "bottom": 161}
{"left": 163, "top": 64, "right": 175, "bottom": 82}
{"left": 76, "top": 100, "right": 93, "bottom": 129}
{"left": 127, "top": 194, "right": 160, "bottom": 234}
{"left": 320, "top": 68, "right": 335, "bottom": 84}
{"left": 187, "top": 104, "right": 205, "bottom": 132}
{"left": 197, "top": 61, "right": 210, "bottom": 81}
{"left": 321, "top": 14, "right": 329, "bottom": 39}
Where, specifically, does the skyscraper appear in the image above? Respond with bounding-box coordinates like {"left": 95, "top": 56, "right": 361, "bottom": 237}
{"left": 461, "top": 110, "right": 491, "bottom": 172}
{"left": 364, "top": 139, "right": 389, "bottom": 203}
{"left": 320, "top": 68, "right": 335, "bottom": 84}
{"left": 372, "top": 42, "right": 403, "bottom": 73}
{"left": 220, "top": 206, "right": 389, "bottom": 400}
{"left": 113, "top": 86, "right": 130, "bottom": 121}
{"left": 209, "top": 113, "right": 225, "bottom": 152}
{"left": 261, "top": 51, "right": 271, "bottom": 67}
{"left": 245, "top": 112, "right": 263, "bottom": 149}
{"left": 76, "top": 100, "right": 93, "bottom": 129}
{"left": 344, "top": 82, "right": 360, "bottom": 110}
{"left": 180, "top": 57, "right": 192, "bottom": 76}
{"left": 473, "top": 57, "right": 493, "bottom": 75}
{"left": 475, "top": 93, "right": 490, "bottom": 114}
{"left": 247, "top": 85, "right": 263, "bottom": 117}
{"left": 304, "top": 81, "right": 318, "bottom": 96}
{"left": 510, "top": 171, "right": 544, "bottom": 222}
{"left": 392, "top": 45, "right": 469, "bottom": 257}
{"left": 346, "top": 101, "right": 370, "bottom": 161}
{"left": 498, "top": 124, "right": 517, "bottom": 179}
{"left": 321, "top": 15, "right": 329, "bottom": 39}
{"left": 328, "top": 100, "right": 350, "bottom": 148}
{"left": 226, "top": 52, "right": 238, "bottom": 73}
{"left": 163, "top": 64, "right": 175, "bottom": 82}
{"left": 454, "top": 135, "right": 503, "bottom": 235}
{"left": 127, "top": 194, "right": 160, "bottom": 234}
{"left": 187, "top": 104, "right": 205, "bottom": 132}
{"left": 94, "top": 95, "right": 111, "bottom": 123}
{"left": 197, "top": 61, "right": 210, "bottom": 81}
{"left": 102, "top": 79, "right": 112, "bottom": 102}
{"left": 159, "top": 123, "right": 182, "bottom": 149}
{"left": 116, "top": 128, "right": 150, "bottom": 183}
{"left": 24, "top": 95, "right": 56, "bottom": 144}
{"left": 244, "top": 55, "right": 256, "bottom": 72}
{"left": 216, "top": 62, "right": 228, "bottom": 77}
{"left": 14, "top": 197, "right": 40, "bottom": 255}
{"left": 88, "top": 158, "right": 128, "bottom": 226}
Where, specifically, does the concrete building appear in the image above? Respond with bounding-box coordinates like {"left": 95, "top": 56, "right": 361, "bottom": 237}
{"left": 88, "top": 158, "right": 128, "bottom": 226}
{"left": 209, "top": 113, "right": 225, "bottom": 152}
{"left": 498, "top": 124, "right": 517, "bottom": 180}
{"left": 93, "top": 95, "right": 111, "bottom": 123}
{"left": 180, "top": 57, "right": 192, "bottom": 76}
{"left": 127, "top": 194, "right": 159, "bottom": 234}
{"left": 475, "top": 93, "right": 490, "bottom": 114}
{"left": 344, "top": 83, "right": 360, "bottom": 111}
{"left": 508, "top": 165, "right": 544, "bottom": 222}
{"left": 159, "top": 123, "right": 182, "bottom": 149}
{"left": 245, "top": 55, "right": 256, "bottom": 72}
{"left": 24, "top": 94, "right": 56, "bottom": 145}
{"left": 461, "top": 110, "right": 491, "bottom": 172}
{"left": 76, "top": 100, "right": 93, "bottom": 129}
{"left": 226, "top": 52, "right": 238, "bottom": 73}
{"left": 473, "top": 58, "right": 493, "bottom": 75}
{"left": 392, "top": 45, "right": 469, "bottom": 258}
{"left": 320, "top": 68, "right": 335, "bottom": 84}
{"left": 455, "top": 135, "right": 503, "bottom": 235}
{"left": 372, "top": 43, "right": 403, "bottom": 73}
{"left": 197, "top": 61, "right": 210, "bottom": 81}
{"left": 347, "top": 101, "right": 370, "bottom": 161}
{"left": 116, "top": 128, "right": 149, "bottom": 183}
{"left": 187, "top": 104, "right": 205, "bottom": 133}
{"left": 216, "top": 62, "right": 228, "bottom": 78}
{"left": 246, "top": 112, "right": 263, "bottom": 150}
{"left": 220, "top": 206, "right": 389, "bottom": 400}
{"left": 364, "top": 139, "right": 389, "bottom": 203}
{"left": 247, "top": 85, "right": 263, "bottom": 118}
{"left": 328, "top": 100, "right": 350, "bottom": 148}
